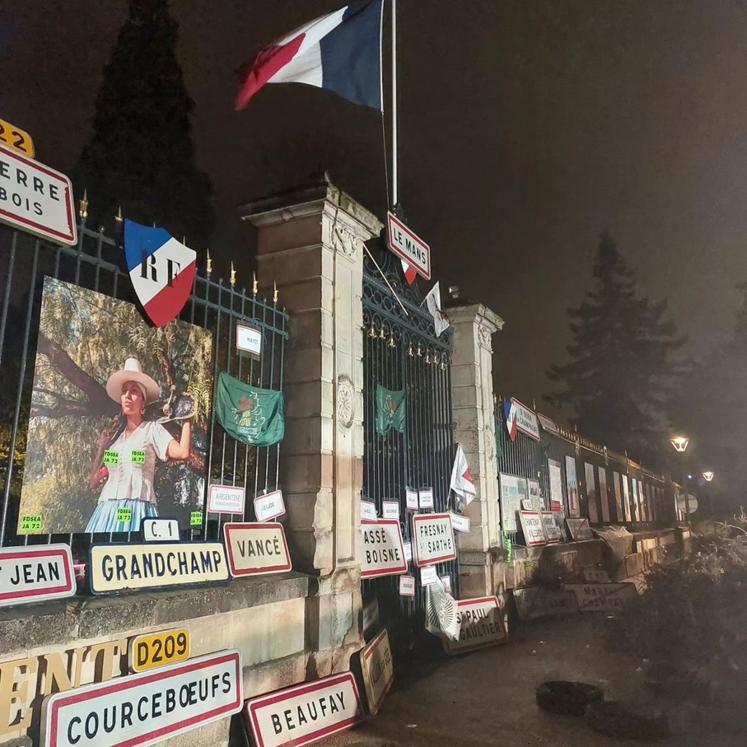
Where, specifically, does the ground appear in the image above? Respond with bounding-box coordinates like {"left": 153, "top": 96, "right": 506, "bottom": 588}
{"left": 319, "top": 614, "right": 745, "bottom": 747}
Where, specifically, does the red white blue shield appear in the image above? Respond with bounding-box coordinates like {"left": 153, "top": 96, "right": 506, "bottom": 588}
{"left": 124, "top": 219, "right": 196, "bottom": 327}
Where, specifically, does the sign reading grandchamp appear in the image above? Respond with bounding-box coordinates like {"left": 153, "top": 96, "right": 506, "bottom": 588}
{"left": 0, "top": 544, "right": 75, "bottom": 607}
{"left": 386, "top": 211, "right": 431, "bottom": 280}
{"left": 412, "top": 513, "right": 456, "bottom": 567}
{"left": 245, "top": 672, "right": 362, "bottom": 747}
{"left": 361, "top": 519, "right": 407, "bottom": 579}
{"left": 88, "top": 542, "right": 228, "bottom": 594}
{"left": 0, "top": 144, "right": 76, "bottom": 245}
{"left": 443, "top": 596, "right": 507, "bottom": 655}
{"left": 223, "top": 522, "right": 292, "bottom": 577}
{"left": 40, "top": 650, "right": 242, "bottom": 747}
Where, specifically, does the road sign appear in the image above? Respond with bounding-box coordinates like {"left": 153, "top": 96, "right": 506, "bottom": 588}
{"left": 0, "top": 144, "right": 76, "bottom": 245}
{"left": 0, "top": 118, "right": 35, "bottom": 157}
{"left": 386, "top": 212, "right": 431, "bottom": 280}
{"left": 0, "top": 544, "right": 75, "bottom": 607}
{"left": 358, "top": 629, "right": 394, "bottom": 715}
{"left": 128, "top": 628, "right": 190, "bottom": 673}
{"left": 564, "top": 582, "right": 638, "bottom": 612}
{"left": 361, "top": 519, "right": 407, "bottom": 579}
{"left": 412, "top": 513, "right": 456, "bottom": 567}
{"left": 41, "top": 650, "right": 242, "bottom": 747}
{"left": 443, "top": 596, "right": 508, "bottom": 655}
{"left": 223, "top": 522, "right": 292, "bottom": 577}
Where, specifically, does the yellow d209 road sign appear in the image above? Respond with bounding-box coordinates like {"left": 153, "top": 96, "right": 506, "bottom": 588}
{"left": 0, "top": 118, "right": 35, "bottom": 157}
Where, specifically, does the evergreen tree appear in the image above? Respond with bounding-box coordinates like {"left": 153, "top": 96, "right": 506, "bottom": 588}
{"left": 73, "top": 0, "right": 213, "bottom": 247}
{"left": 546, "top": 232, "right": 685, "bottom": 462}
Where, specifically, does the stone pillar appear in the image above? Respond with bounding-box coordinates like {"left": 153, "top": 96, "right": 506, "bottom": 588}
{"left": 448, "top": 304, "right": 505, "bottom": 597}
{"left": 238, "top": 183, "right": 382, "bottom": 674}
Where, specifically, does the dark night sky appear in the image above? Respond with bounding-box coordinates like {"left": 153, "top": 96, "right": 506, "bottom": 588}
{"left": 3, "top": 0, "right": 747, "bottom": 416}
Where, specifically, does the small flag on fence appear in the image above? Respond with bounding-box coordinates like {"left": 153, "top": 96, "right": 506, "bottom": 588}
{"left": 504, "top": 399, "right": 518, "bottom": 442}
{"left": 375, "top": 384, "right": 406, "bottom": 436}
{"left": 215, "top": 372, "right": 285, "bottom": 446}
{"left": 424, "top": 282, "right": 449, "bottom": 337}
{"left": 450, "top": 444, "right": 476, "bottom": 508}
{"left": 235, "top": 1, "right": 383, "bottom": 111}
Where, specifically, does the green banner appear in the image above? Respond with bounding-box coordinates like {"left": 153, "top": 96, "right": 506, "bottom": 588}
{"left": 215, "top": 372, "right": 285, "bottom": 447}
{"left": 375, "top": 384, "right": 406, "bottom": 436}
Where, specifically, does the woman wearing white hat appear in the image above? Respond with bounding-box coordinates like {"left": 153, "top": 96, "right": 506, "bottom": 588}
{"left": 85, "top": 357, "right": 193, "bottom": 533}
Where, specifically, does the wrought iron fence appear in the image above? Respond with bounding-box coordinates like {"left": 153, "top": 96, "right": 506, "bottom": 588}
{"left": 360, "top": 244, "right": 456, "bottom": 639}
{"left": 0, "top": 215, "right": 287, "bottom": 560}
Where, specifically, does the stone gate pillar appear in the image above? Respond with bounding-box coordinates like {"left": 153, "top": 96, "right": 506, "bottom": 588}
{"left": 238, "top": 182, "right": 382, "bottom": 674}
{"left": 448, "top": 303, "right": 505, "bottom": 597}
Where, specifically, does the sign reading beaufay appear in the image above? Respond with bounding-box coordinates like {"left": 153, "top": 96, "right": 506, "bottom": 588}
{"left": 0, "top": 544, "right": 75, "bottom": 607}
{"left": 40, "top": 650, "right": 242, "bottom": 747}
{"left": 361, "top": 519, "right": 407, "bottom": 579}
{"left": 245, "top": 672, "right": 362, "bottom": 747}
{"left": 88, "top": 542, "right": 229, "bottom": 594}
{"left": 0, "top": 144, "right": 76, "bottom": 245}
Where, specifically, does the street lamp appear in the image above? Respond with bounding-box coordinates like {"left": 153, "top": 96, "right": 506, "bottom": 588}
{"left": 670, "top": 435, "right": 690, "bottom": 522}
{"left": 702, "top": 471, "right": 714, "bottom": 516}
{"left": 702, "top": 471, "right": 714, "bottom": 482}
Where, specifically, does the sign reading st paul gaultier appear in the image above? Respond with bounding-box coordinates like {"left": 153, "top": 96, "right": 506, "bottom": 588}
{"left": 88, "top": 542, "right": 229, "bottom": 594}
{"left": 412, "top": 513, "right": 456, "bottom": 567}
{"left": 443, "top": 596, "right": 507, "bottom": 655}
{"left": 0, "top": 544, "right": 75, "bottom": 607}
{"left": 41, "top": 650, "right": 242, "bottom": 747}
{"left": 361, "top": 519, "right": 407, "bottom": 579}
{"left": 245, "top": 672, "right": 362, "bottom": 747}
{"left": 223, "top": 523, "right": 292, "bottom": 577}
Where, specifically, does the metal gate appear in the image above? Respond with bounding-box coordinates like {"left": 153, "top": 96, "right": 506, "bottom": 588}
{"left": 361, "top": 243, "right": 455, "bottom": 642}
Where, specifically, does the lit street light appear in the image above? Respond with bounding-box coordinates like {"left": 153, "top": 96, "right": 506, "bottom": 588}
{"left": 670, "top": 435, "right": 689, "bottom": 453}
{"left": 670, "top": 435, "right": 691, "bottom": 522}
{"left": 702, "top": 471, "right": 714, "bottom": 482}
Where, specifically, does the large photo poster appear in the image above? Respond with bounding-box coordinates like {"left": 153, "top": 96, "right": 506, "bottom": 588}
{"left": 565, "top": 456, "right": 580, "bottom": 518}
{"left": 499, "top": 473, "right": 527, "bottom": 532}
{"left": 18, "top": 278, "right": 214, "bottom": 534}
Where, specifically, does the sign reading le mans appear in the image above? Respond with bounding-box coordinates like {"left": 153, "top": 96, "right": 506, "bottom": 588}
{"left": 412, "top": 513, "right": 456, "bottom": 567}
{"left": 245, "top": 672, "right": 362, "bottom": 747}
{"left": 386, "top": 211, "right": 431, "bottom": 280}
{"left": 0, "top": 544, "right": 75, "bottom": 607}
{"left": 41, "top": 650, "right": 242, "bottom": 747}
{"left": 361, "top": 519, "right": 407, "bottom": 579}
{"left": 88, "top": 543, "right": 228, "bottom": 594}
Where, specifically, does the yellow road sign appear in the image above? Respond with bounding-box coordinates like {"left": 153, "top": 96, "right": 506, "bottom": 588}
{"left": 128, "top": 628, "right": 191, "bottom": 672}
{"left": 0, "top": 118, "right": 35, "bottom": 157}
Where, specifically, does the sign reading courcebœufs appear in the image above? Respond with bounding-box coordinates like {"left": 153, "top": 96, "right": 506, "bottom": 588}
{"left": 245, "top": 672, "right": 362, "bottom": 747}
{"left": 386, "top": 212, "right": 431, "bottom": 280}
{"left": 412, "top": 513, "right": 456, "bottom": 567}
{"left": 443, "top": 596, "right": 508, "bottom": 655}
{"left": 223, "top": 522, "right": 292, "bottom": 577}
{"left": 40, "top": 650, "right": 242, "bottom": 747}
{"left": 0, "top": 144, "right": 77, "bottom": 245}
{"left": 361, "top": 519, "right": 407, "bottom": 579}
{"left": 0, "top": 544, "right": 75, "bottom": 607}
{"left": 88, "top": 542, "right": 228, "bottom": 594}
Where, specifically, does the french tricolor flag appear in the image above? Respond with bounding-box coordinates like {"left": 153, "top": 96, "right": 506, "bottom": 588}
{"left": 235, "top": 1, "right": 383, "bottom": 111}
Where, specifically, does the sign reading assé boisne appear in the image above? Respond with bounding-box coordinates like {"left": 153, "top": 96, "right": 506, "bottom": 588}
{"left": 245, "top": 672, "right": 362, "bottom": 747}
{"left": 41, "top": 650, "right": 242, "bottom": 747}
{"left": 0, "top": 544, "right": 75, "bottom": 607}
{"left": 88, "top": 542, "right": 228, "bottom": 594}
{"left": 361, "top": 519, "right": 407, "bottom": 579}
{"left": 412, "top": 513, "right": 456, "bottom": 567}
{"left": 0, "top": 144, "right": 77, "bottom": 245}
{"left": 443, "top": 596, "right": 507, "bottom": 655}
{"left": 223, "top": 522, "right": 292, "bottom": 577}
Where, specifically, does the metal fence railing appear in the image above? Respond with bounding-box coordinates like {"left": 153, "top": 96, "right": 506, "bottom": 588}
{"left": 0, "top": 215, "right": 287, "bottom": 562}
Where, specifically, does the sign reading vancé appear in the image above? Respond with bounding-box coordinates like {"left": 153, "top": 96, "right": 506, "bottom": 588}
{"left": 0, "top": 544, "right": 75, "bottom": 607}
{"left": 223, "top": 522, "right": 292, "bottom": 577}
{"left": 245, "top": 672, "right": 362, "bottom": 747}
{"left": 41, "top": 650, "right": 242, "bottom": 747}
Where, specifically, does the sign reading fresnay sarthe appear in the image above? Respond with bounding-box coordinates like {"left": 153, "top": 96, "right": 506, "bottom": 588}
{"left": 0, "top": 144, "right": 77, "bottom": 245}
{"left": 88, "top": 542, "right": 228, "bottom": 594}
{"left": 412, "top": 513, "right": 456, "bottom": 567}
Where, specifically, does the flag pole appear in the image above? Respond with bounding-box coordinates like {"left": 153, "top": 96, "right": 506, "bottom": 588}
{"left": 391, "top": 0, "right": 398, "bottom": 207}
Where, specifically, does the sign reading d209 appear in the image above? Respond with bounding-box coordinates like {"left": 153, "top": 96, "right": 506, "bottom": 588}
{"left": 412, "top": 513, "right": 456, "bottom": 567}
{"left": 245, "top": 672, "right": 362, "bottom": 747}
{"left": 0, "top": 544, "right": 75, "bottom": 607}
{"left": 361, "top": 519, "right": 407, "bottom": 579}
{"left": 124, "top": 219, "right": 197, "bottom": 328}
{"left": 41, "top": 650, "right": 242, "bottom": 747}
{"left": 0, "top": 144, "right": 77, "bottom": 245}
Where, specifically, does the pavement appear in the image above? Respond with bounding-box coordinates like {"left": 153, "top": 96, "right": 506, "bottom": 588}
{"left": 319, "top": 613, "right": 745, "bottom": 747}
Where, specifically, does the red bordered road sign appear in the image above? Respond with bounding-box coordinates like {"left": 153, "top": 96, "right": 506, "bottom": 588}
{"left": 386, "top": 212, "right": 431, "bottom": 280}
{"left": 361, "top": 518, "right": 407, "bottom": 579}
{"left": 0, "top": 544, "right": 75, "bottom": 607}
{"left": 245, "top": 671, "right": 362, "bottom": 747}
{"left": 411, "top": 512, "right": 456, "bottom": 567}
{"left": 223, "top": 522, "right": 292, "bottom": 577}
{"left": 0, "top": 144, "right": 77, "bottom": 245}
{"left": 444, "top": 596, "right": 508, "bottom": 655}
{"left": 41, "top": 650, "right": 242, "bottom": 747}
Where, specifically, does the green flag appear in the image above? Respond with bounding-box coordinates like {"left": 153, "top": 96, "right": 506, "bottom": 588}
{"left": 375, "top": 384, "right": 406, "bottom": 436}
{"left": 215, "top": 372, "right": 285, "bottom": 446}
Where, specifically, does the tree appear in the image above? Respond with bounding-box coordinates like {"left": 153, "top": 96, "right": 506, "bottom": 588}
{"left": 73, "top": 0, "right": 213, "bottom": 247}
{"left": 545, "top": 232, "right": 685, "bottom": 463}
